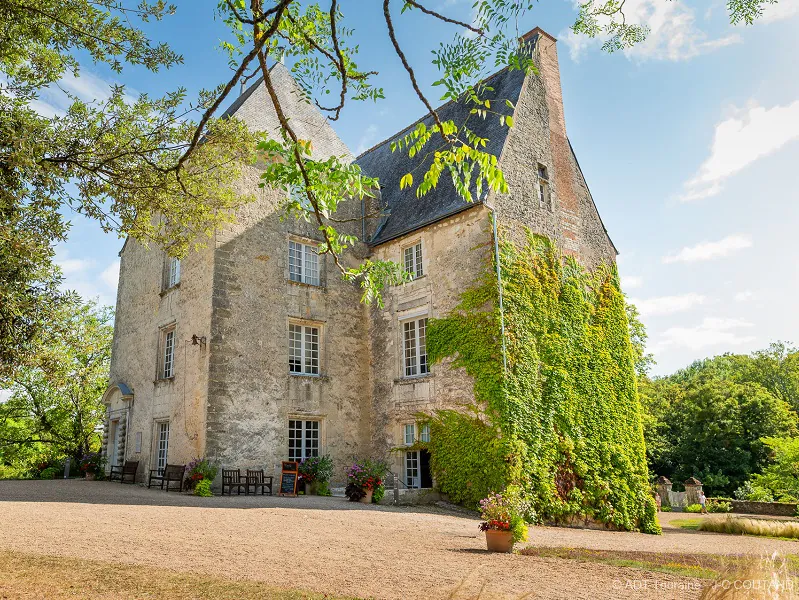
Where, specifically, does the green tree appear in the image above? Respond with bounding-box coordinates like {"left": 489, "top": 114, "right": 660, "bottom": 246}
{"left": 0, "top": 298, "right": 113, "bottom": 473}
{"left": 644, "top": 375, "right": 797, "bottom": 496}
{"left": 748, "top": 437, "right": 799, "bottom": 502}
{"left": 625, "top": 301, "right": 654, "bottom": 377}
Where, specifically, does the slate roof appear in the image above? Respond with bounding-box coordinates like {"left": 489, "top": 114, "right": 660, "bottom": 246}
{"left": 356, "top": 66, "right": 527, "bottom": 246}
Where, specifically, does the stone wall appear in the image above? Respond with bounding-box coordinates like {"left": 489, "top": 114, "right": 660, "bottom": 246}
{"left": 729, "top": 500, "right": 799, "bottom": 517}
{"left": 106, "top": 231, "right": 215, "bottom": 480}
{"left": 368, "top": 205, "right": 492, "bottom": 478}
{"left": 490, "top": 29, "right": 616, "bottom": 270}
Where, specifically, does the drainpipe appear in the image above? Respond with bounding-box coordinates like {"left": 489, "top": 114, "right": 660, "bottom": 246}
{"left": 491, "top": 209, "right": 508, "bottom": 373}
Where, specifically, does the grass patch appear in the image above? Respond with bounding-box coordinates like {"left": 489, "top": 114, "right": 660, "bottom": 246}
{"left": 699, "top": 516, "right": 799, "bottom": 540}
{"left": 518, "top": 547, "right": 734, "bottom": 579}
{"left": 671, "top": 518, "right": 703, "bottom": 530}
{"left": 0, "top": 551, "right": 358, "bottom": 599}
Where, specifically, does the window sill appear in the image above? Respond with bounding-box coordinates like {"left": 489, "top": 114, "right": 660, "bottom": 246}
{"left": 287, "top": 279, "right": 325, "bottom": 291}
{"left": 289, "top": 373, "right": 329, "bottom": 382}
{"left": 160, "top": 283, "right": 180, "bottom": 297}
{"left": 394, "top": 374, "right": 433, "bottom": 385}
{"left": 154, "top": 377, "right": 175, "bottom": 384}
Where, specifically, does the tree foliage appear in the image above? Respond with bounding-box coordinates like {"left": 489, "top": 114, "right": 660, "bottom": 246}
{"left": 640, "top": 346, "right": 799, "bottom": 496}
{"left": 0, "top": 298, "right": 113, "bottom": 475}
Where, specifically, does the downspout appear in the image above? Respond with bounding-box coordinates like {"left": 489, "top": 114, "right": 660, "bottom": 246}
{"left": 491, "top": 208, "right": 508, "bottom": 373}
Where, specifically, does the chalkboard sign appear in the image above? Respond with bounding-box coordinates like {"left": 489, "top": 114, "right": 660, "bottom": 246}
{"left": 279, "top": 461, "right": 299, "bottom": 496}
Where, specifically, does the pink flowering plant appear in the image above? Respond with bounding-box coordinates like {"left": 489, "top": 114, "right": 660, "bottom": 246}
{"left": 478, "top": 486, "right": 531, "bottom": 544}
{"left": 345, "top": 458, "right": 388, "bottom": 502}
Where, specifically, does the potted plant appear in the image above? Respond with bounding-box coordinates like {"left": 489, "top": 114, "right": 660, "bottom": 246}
{"left": 184, "top": 458, "right": 218, "bottom": 493}
{"left": 298, "top": 455, "right": 333, "bottom": 495}
{"left": 345, "top": 459, "right": 387, "bottom": 504}
{"left": 478, "top": 487, "right": 531, "bottom": 553}
{"left": 79, "top": 452, "right": 106, "bottom": 481}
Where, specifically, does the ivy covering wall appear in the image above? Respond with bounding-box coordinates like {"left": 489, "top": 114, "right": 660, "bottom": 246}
{"left": 426, "top": 231, "right": 660, "bottom": 534}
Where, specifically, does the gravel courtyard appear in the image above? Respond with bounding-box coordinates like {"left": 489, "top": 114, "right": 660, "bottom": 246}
{"left": 0, "top": 480, "right": 793, "bottom": 599}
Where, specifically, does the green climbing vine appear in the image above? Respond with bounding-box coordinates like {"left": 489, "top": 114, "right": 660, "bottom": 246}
{"left": 427, "top": 229, "right": 660, "bottom": 534}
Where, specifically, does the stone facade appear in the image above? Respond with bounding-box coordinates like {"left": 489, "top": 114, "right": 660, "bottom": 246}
{"left": 103, "top": 29, "right": 617, "bottom": 491}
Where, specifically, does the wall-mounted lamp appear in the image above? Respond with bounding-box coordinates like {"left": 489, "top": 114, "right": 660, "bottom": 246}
{"left": 191, "top": 334, "right": 207, "bottom": 346}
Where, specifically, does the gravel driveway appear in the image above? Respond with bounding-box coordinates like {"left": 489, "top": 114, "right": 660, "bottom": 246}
{"left": 0, "top": 480, "right": 791, "bottom": 599}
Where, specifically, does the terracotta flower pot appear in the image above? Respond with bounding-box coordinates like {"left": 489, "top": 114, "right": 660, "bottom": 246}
{"left": 359, "top": 489, "right": 373, "bottom": 504}
{"left": 485, "top": 529, "right": 514, "bottom": 553}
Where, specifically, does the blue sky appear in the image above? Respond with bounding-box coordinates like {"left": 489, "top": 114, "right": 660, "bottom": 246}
{"left": 45, "top": 0, "right": 799, "bottom": 376}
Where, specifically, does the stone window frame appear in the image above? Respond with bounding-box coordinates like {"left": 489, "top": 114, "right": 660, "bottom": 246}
{"left": 401, "top": 421, "right": 431, "bottom": 489}
{"left": 287, "top": 416, "right": 324, "bottom": 462}
{"left": 288, "top": 318, "right": 323, "bottom": 377}
{"left": 286, "top": 235, "right": 325, "bottom": 288}
{"left": 537, "top": 163, "right": 552, "bottom": 212}
{"left": 157, "top": 323, "right": 177, "bottom": 380}
{"left": 400, "top": 314, "right": 429, "bottom": 378}
{"left": 162, "top": 255, "right": 181, "bottom": 291}
{"left": 401, "top": 239, "right": 424, "bottom": 280}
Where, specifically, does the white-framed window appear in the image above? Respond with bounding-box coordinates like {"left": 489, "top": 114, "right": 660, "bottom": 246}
{"left": 288, "top": 240, "right": 320, "bottom": 286}
{"left": 288, "top": 419, "right": 320, "bottom": 461}
{"left": 289, "top": 323, "right": 320, "bottom": 375}
{"left": 163, "top": 256, "right": 180, "bottom": 289}
{"left": 159, "top": 326, "right": 176, "bottom": 379}
{"left": 402, "top": 317, "right": 428, "bottom": 377}
{"left": 403, "top": 241, "right": 423, "bottom": 279}
{"left": 155, "top": 421, "right": 169, "bottom": 475}
{"left": 405, "top": 451, "right": 420, "bottom": 488}
{"left": 537, "top": 163, "right": 551, "bottom": 211}
{"left": 403, "top": 422, "right": 430, "bottom": 446}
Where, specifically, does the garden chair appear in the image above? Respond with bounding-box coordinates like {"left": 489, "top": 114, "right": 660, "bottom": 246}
{"left": 147, "top": 464, "right": 185, "bottom": 492}
{"left": 246, "top": 469, "right": 273, "bottom": 496}
{"left": 222, "top": 468, "right": 247, "bottom": 495}
{"left": 109, "top": 460, "right": 139, "bottom": 484}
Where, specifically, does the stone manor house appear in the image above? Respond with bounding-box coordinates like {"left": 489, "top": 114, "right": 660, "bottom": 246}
{"left": 101, "top": 28, "right": 616, "bottom": 490}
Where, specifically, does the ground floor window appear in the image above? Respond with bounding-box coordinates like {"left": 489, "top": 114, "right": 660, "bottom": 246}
{"left": 155, "top": 421, "right": 169, "bottom": 475}
{"left": 288, "top": 419, "right": 320, "bottom": 462}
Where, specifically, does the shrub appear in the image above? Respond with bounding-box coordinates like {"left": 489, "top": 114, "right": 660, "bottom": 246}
{"left": 734, "top": 481, "right": 774, "bottom": 502}
{"left": 660, "top": 506, "right": 671, "bottom": 512}
{"left": 698, "top": 516, "right": 799, "bottom": 540}
{"left": 298, "top": 455, "right": 333, "bottom": 485}
{"left": 316, "top": 481, "right": 332, "bottom": 496}
{"left": 707, "top": 499, "right": 732, "bottom": 513}
{"left": 39, "top": 467, "right": 59, "bottom": 479}
{"left": 478, "top": 486, "right": 532, "bottom": 544}
{"left": 184, "top": 458, "right": 218, "bottom": 491}
{"left": 344, "top": 459, "right": 387, "bottom": 502}
{"left": 194, "top": 479, "right": 213, "bottom": 497}
{"left": 684, "top": 504, "right": 702, "bottom": 513}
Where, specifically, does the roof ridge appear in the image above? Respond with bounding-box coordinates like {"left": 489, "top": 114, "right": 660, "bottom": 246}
{"left": 355, "top": 65, "right": 513, "bottom": 160}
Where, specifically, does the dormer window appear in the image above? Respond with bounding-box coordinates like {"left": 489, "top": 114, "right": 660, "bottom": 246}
{"left": 537, "top": 164, "right": 551, "bottom": 211}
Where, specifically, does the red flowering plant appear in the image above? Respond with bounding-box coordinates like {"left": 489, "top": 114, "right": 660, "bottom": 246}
{"left": 344, "top": 459, "right": 388, "bottom": 502}
{"left": 478, "top": 486, "right": 532, "bottom": 544}
{"left": 184, "top": 458, "right": 218, "bottom": 491}
{"left": 79, "top": 452, "right": 106, "bottom": 477}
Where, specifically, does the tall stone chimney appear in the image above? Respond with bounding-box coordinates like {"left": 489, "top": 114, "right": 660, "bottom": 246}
{"left": 520, "top": 27, "right": 581, "bottom": 258}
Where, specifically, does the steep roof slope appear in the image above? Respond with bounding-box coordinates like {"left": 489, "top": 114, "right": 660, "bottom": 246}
{"left": 223, "top": 62, "right": 353, "bottom": 162}
{"left": 357, "top": 67, "right": 526, "bottom": 245}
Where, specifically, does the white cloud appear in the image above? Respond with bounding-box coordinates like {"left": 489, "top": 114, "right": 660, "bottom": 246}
{"left": 680, "top": 100, "right": 799, "bottom": 201}
{"left": 356, "top": 124, "right": 380, "bottom": 155}
{"left": 621, "top": 275, "right": 644, "bottom": 289}
{"left": 654, "top": 317, "right": 756, "bottom": 351}
{"left": 663, "top": 234, "right": 752, "bottom": 263}
{"left": 629, "top": 292, "right": 708, "bottom": 316}
{"left": 761, "top": 0, "right": 799, "bottom": 22}
{"left": 101, "top": 260, "right": 121, "bottom": 290}
{"left": 560, "top": 0, "right": 741, "bottom": 62}
{"left": 734, "top": 289, "right": 755, "bottom": 302}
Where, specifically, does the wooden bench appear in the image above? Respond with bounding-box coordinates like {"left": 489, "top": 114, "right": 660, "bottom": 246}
{"left": 148, "top": 464, "right": 185, "bottom": 492}
{"left": 246, "top": 469, "right": 273, "bottom": 496}
{"left": 109, "top": 460, "right": 139, "bottom": 484}
{"left": 221, "top": 469, "right": 247, "bottom": 495}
